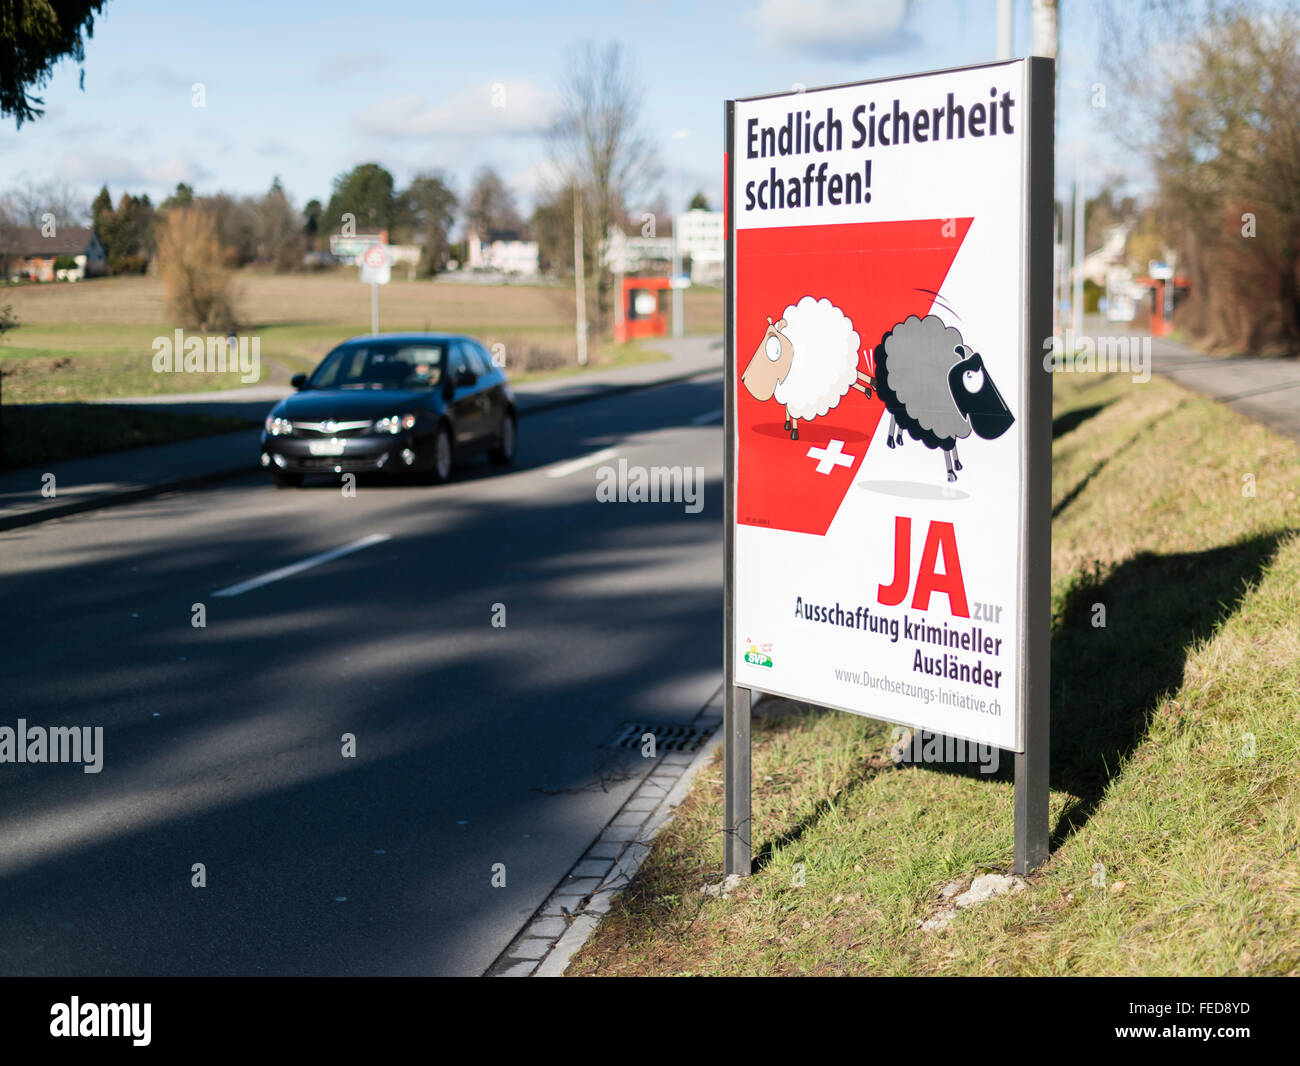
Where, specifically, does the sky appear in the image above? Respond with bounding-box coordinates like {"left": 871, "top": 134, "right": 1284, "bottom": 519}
{"left": 0, "top": 0, "right": 1123, "bottom": 228}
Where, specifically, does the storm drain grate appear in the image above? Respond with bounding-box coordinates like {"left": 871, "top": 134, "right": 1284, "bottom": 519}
{"left": 605, "top": 721, "right": 717, "bottom": 753}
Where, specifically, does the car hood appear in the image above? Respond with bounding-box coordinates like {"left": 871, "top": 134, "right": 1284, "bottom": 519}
{"left": 272, "top": 388, "right": 437, "bottom": 421}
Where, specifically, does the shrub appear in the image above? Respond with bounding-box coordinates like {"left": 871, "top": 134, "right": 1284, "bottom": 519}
{"left": 156, "top": 207, "right": 241, "bottom": 332}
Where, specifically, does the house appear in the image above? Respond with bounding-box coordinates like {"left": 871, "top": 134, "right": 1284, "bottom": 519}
{"left": 600, "top": 227, "right": 673, "bottom": 275}
{"left": 3, "top": 227, "right": 107, "bottom": 281}
{"left": 675, "top": 209, "right": 724, "bottom": 285}
{"left": 466, "top": 228, "right": 539, "bottom": 275}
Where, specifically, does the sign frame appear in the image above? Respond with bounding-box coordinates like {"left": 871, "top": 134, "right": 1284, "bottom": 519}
{"left": 723, "top": 56, "right": 1054, "bottom": 878}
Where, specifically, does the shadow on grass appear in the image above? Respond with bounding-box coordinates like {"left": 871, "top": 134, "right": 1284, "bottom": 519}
{"left": 1047, "top": 530, "right": 1294, "bottom": 846}
{"left": 739, "top": 530, "right": 1291, "bottom": 874}
{"left": 1053, "top": 401, "right": 1186, "bottom": 519}
{"left": 1052, "top": 402, "right": 1110, "bottom": 440}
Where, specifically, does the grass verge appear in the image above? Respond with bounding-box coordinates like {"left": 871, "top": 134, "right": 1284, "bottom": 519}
{"left": 567, "top": 369, "right": 1300, "bottom": 976}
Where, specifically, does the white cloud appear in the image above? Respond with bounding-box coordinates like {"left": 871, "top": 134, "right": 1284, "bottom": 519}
{"left": 506, "top": 157, "right": 567, "bottom": 210}
{"left": 351, "top": 80, "right": 555, "bottom": 139}
{"left": 754, "top": 0, "right": 918, "bottom": 59}
{"left": 54, "top": 151, "right": 211, "bottom": 190}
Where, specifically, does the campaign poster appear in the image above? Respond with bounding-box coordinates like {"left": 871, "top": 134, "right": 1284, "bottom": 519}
{"left": 728, "top": 60, "right": 1044, "bottom": 752}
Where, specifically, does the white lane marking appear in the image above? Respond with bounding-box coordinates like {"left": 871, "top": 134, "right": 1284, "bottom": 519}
{"left": 690, "top": 407, "right": 724, "bottom": 425}
{"left": 213, "top": 533, "right": 392, "bottom": 597}
{"left": 544, "top": 447, "right": 619, "bottom": 479}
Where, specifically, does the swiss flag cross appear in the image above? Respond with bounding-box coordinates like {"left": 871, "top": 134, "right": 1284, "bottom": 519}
{"left": 736, "top": 217, "right": 972, "bottom": 536}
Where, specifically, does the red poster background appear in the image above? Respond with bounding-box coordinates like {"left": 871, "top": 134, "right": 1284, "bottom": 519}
{"left": 735, "top": 217, "right": 973, "bottom": 535}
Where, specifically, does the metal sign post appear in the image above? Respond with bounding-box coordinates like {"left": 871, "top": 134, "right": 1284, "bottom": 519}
{"left": 723, "top": 105, "right": 751, "bottom": 874}
{"left": 360, "top": 244, "right": 391, "bottom": 336}
{"left": 723, "top": 58, "right": 1054, "bottom": 880}
{"left": 1013, "top": 56, "right": 1055, "bottom": 875}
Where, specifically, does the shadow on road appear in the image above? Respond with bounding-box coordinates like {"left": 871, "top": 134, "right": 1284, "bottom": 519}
{"left": 0, "top": 376, "right": 725, "bottom": 976}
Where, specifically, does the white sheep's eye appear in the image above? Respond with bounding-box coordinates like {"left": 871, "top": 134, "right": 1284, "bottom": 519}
{"left": 962, "top": 368, "right": 985, "bottom": 393}
{"left": 765, "top": 335, "right": 783, "bottom": 361}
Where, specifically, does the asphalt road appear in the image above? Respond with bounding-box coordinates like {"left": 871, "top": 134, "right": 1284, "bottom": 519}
{"left": 0, "top": 373, "right": 724, "bottom": 976}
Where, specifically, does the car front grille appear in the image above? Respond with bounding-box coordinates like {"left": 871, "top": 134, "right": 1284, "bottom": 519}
{"left": 294, "top": 456, "right": 389, "bottom": 472}
{"left": 290, "top": 419, "right": 373, "bottom": 437}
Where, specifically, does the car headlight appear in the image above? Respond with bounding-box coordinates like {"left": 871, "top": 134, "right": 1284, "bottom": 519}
{"left": 265, "top": 416, "right": 292, "bottom": 436}
{"left": 373, "top": 413, "right": 417, "bottom": 434}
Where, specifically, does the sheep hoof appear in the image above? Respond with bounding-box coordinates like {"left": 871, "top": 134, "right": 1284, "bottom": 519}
{"left": 790, "top": 428, "right": 799, "bottom": 441}
{"left": 947, "top": 471, "right": 957, "bottom": 483}
{"left": 887, "top": 437, "right": 895, "bottom": 449}
{"left": 784, "top": 419, "right": 790, "bottom": 430}
{"left": 954, "top": 458, "right": 964, "bottom": 471}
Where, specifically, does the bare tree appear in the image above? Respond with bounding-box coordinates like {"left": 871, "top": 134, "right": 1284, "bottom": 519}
{"left": 1139, "top": 8, "right": 1300, "bottom": 352}
{"left": 156, "top": 208, "right": 240, "bottom": 333}
{"left": 464, "top": 166, "right": 522, "bottom": 238}
{"left": 3, "top": 180, "right": 88, "bottom": 229}
{"left": 548, "top": 42, "right": 658, "bottom": 329}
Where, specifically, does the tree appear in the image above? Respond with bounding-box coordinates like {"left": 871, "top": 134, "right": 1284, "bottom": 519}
{"left": 95, "top": 191, "right": 154, "bottom": 273}
{"left": 402, "top": 172, "right": 458, "bottom": 275}
{"left": 90, "top": 184, "right": 111, "bottom": 223}
{"left": 1139, "top": 8, "right": 1300, "bottom": 352}
{"left": 548, "top": 42, "right": 657, "bottom": 328}
{"left": 302, "top": 198, "right": 323, "bottom": 242}
{"left": 323, "top": 163, "right": 399, "bottom": 237}
{"left": 687, "top": 191, "right": 710, "bottom": 211}
{"left": 198, "top": 193, "right": 258, "bottom": 267}
{"left": 156, "top": 207, "right": 239, "bottom": 332}
{"left": 253, "top": 177, "right": 303, "bottom": 271}
{"left": 4, "top": 180, "right": 87, "bottom": 228}
{"left": 464, "top": 166, "right": 522, "bottom": 237}
{"left": 160, "top": 183, "right": 194, "bottom": 211}
{"left": 529, "top": 179, "right": 580, "bottom": 274}
{"left": 0, "top": 1, "right": 106, "bottom": 127}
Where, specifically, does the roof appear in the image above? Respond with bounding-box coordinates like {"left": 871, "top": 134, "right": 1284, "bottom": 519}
{"left": 339, "top": 332, "right": 472, "bottom": 345}
{"left": 2, "top": 226, "right": 100, "bottom": 257}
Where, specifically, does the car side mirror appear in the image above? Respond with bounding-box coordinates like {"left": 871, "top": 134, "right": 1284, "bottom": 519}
{"left": 291, "top": 373, "right": 307, "bottom": 389}
{"left": 455, "top": 368, "right": 477, "bottom": 387}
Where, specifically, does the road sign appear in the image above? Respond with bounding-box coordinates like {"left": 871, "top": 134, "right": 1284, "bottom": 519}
{"left": 360, "top": 244, "right": 391, "bottom": 285}
{"left": 724, "top": 57, "right": 1055, "bottom": 877}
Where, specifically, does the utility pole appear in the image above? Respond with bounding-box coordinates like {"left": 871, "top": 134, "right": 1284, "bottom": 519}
{"left": 1072, "top": 151, "right": 1085, "bottom": 341}
{"left": 997, "top": 0, "right": 1014, "bottom": 59}
{"left": 573, "top": 183, "right": 588, "bottom": 366}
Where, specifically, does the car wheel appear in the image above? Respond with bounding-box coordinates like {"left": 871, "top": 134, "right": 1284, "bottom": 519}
{"left": 269, "top": 469, "right": 303, "bottom": 488}
{"left": 489, "top": 411, "right": 517, "bottom": 467}
{"left": 429, "top": 423, "right": 454, "bottom": 484}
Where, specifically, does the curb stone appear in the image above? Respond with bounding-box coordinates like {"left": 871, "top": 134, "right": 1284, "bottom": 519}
{"left": 487, "top": 688, "right": 725, "bottom": 977}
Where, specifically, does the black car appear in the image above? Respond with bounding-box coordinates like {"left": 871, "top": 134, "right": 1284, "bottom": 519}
{"left": 260, "top": 333, "right": 516, "bottom": 487}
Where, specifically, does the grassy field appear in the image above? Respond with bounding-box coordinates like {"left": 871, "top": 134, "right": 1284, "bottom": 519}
{"left": 0, "top": 274, "right": 723, "bottom": 403}
{"left": 567, "top": 369, "right": 1300, "bottom": 977}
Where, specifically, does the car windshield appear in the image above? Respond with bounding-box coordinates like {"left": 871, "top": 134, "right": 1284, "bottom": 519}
{"left": 308, "top": 343, "right": 446, "bottom": 389}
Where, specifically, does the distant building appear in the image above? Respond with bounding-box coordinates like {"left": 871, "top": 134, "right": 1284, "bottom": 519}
{"left": 467, "top": 228, "right": 539, "bottom": 275}
{"left": 601, "top": 227, "right": 673, "bottom": 275}
{"left": 675, "top": 209, "right": 724, "bottom": 285}
{"left": 4, "top": 227, "right": 107, "bottom": 281}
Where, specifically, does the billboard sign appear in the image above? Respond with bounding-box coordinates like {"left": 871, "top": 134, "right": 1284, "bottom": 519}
{"left": 725, "top": 59, "right": 1053, "bottom": 760}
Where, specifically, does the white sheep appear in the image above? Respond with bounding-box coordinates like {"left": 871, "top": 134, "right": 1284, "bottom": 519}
{"left": 740, "top": 296, "right": 872, "bottom": 440}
